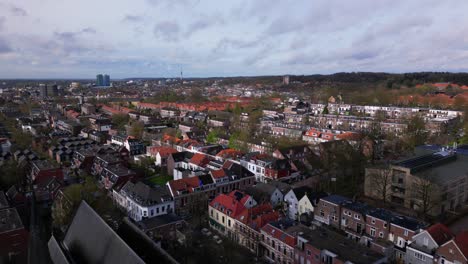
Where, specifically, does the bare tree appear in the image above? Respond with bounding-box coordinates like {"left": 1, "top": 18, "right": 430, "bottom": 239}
{"left": 410, "top": 172, "right": 440, "bottom": 217}
{"left": 366, "top": 167, "right": 392, "bottom": 204}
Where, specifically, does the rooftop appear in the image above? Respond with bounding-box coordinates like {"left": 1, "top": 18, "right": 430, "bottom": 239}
{"left": 121, "top": 181, "right": 172, "bottom": 206}
{"left": 0, "top": 208, "right": 24, "bottom": 234}
{"left": 59, "top": 201, "right": 144, "bottom": 264}
{"left": 32, "top": 159, "right": 60, "bottom": 170}
{"left": 294, "top": 224, "right": 385, "bottom": 263}
{"left": 0, "top": 191, "right": 9, "bottom": 210}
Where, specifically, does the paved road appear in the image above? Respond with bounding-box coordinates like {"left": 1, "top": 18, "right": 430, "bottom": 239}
{"left": 27, "top": 194, "right": 52, "bottom": 264}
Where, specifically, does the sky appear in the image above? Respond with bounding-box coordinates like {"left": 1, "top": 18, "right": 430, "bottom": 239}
{"left": 0, "top": 0, "right": 468, "bottom": 79}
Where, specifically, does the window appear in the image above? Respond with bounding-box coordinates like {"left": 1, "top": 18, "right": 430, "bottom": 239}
{"left": 404, "top": 230, "right": 409, "bottom": 236}
{"left": 414, "top": 252, "right": 426, "bottom": 261}
{"left": 156, "top": 207, "right": 159, "bottom": 214}
{"left": 150, "top": 209, "right": 154, "bottom": 216}
{"left": 370, "top": 228, "right": 376, "bottom": 237}
{"left": 228, "top": 219, "right": 231, "bottom": 227}
{"left": 354, "top": 214, "right": 361, "bottom": 220}
{"left": 371, "top": 218, "right": 375, "bottom": 224}
{"left": 222, "top": 216, "right": 225, "bottom": 224}
{"left": 379, "top": 232, "right": 384, "bottom": 238}
{"left": 423, "top": 237, "right": 429, "bottom": 246}
{"left": 383, "top": 223, "right": 387, "bottom": 228}
{"left": 306, "top": 250, "right": 311, "bottom": 256}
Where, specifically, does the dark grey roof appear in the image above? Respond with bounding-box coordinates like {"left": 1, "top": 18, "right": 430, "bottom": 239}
{"left": 48, "top": 236, "right": 71, "bottom": 264}
{"left": 291, "top": 186, "right": 313, "bottom": 200}
{"left": 342, "top": 201, "right": 372, "bottom": 215}
{"left": 0, "top": 191, "right": 9, "bottom": 209}
{"left": 290, "top": 224, "right": 385, "bottom": 263}
{"left": 391, "top": 215, "right": 427, "bottom": 231}
{"left": 171, "top": 151, "right": 193, "bottom": 162}
{"left": 395, "top": 151, "right": 457, "bottom": 173}
{"left": 62, "top": 201, "right": 145, "bottom": 264}
{"left": 121, "top": 181, "right": 172, "bottom": 206}
{"left": 0, "top": 207, "right": 24, "bottom": 234}
{"left": 321, "top": 194, "right": 351, "bottom": 205}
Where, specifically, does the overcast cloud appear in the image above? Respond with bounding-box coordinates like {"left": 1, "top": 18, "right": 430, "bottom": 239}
{"left": 0, "top": 0, "right": 467, "bottom": 78}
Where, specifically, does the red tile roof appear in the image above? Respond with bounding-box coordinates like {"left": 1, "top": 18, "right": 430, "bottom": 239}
{"left": 210, "top": 169, "right": 226, "bottom": 179}
{"left": 216, "top": 149, "right": 243, "bottom": 159}
{"left": 236, "top": 203, "right": 280, "bottom": 231}
{"left": 261, "top": 224, "right": 296, "bottom": 247}
{"left": 209, "top": 193, "right": 246, "bottom": 218}
{"left": 454, "top": 231, "right": 468, "bottom": 258}
{"left": 167, "top": 176, "right": 201, "bottom": 196}
{"left": 427, "top": 223, "right": 454, "bottom": 245}
{"left": 146, "top": 146, "right": 178, "bottom": 157}
{"left": 189, "top": 153, "right": 210, "bottom": 167}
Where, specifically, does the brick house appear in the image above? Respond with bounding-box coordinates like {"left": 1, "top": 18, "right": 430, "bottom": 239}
{"left": 29, "top": 160, "right": 64, "bottom": 186}
{"left": 435, "top": 231, "right": 468, "bottom": 264}
{"left": 406, "top": 223, "right": 454, "bottom": 264}
{"left": 260, "top": 219, "right": 296, "bottom": 264}
{"left": 313, "top": 194, "right": 351, "bottom": 229}
{"left": 234, "top": 203, "right": 279, "bottom": 256}
{"left": 340, "top": 201, "right": 371, "bottom": 241}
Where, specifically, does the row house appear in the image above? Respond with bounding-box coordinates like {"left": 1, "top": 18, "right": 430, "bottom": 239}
{"left": 435, "top": 231, "right": 468, "bottom": 264}
{"left": 314, "top": 194, "right": 427, "bottom": 261}
{"left": 167, "top": 162, "right": 255, "bottom": 214}
{"left": 340, "top": 200, "right": 372, "bottom": 241}
{"left": 160, "top": 108, "right": 180, "bottom": 119}
{"left": 0, "top": 206, "right": 29, "bottom": 263}
{"left": 241, "top": 153, "right": 292, "bottom": 183}
{"left": 208, "top": 190, "right": 256, "bottom": 239}
{"left": 100, "top": 164, "right": 137, "bottom": 190}
{"left": 113, "top": 181, "right": 174, "bottom": 221}
{"left": 91, "top": 153, "right": 125, "bottom": 176}
{"left": 294, "top": 224, "right": 387, "bottom": 264}
{"left": 284, "top": 186, "right": 314, "bottom": 220}
{"left": 302, "top": 128, "right": 360, "bottom": 145}
{"left": 260, "top": 219, "right": 296, "bottom": 264}
{"left": 29, "top": 160, "right": 64, "bottom": 186}
{"left": 234, "top": 203, "right": 280, "bottom": 256}
{"left": 406, "top": 223, "right": 454, "bottom": 264}
{"left": 243, "top": 182, "right": 285, "bottom": 207}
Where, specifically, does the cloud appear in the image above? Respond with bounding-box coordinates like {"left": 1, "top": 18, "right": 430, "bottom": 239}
{"left": 186, "top": 15, "right": 224, "bottom": 36}
{"left": 10, "top": 6, "right": 27, "bottom": 16}
{"left": 122, "top": 15, "right": 144, "bottom": 23}
{"left": 0, "top": 17, "right": 5, "bottom": 31}
{"left": 0, "top": 38, "right": 12, "bottom": 53}
{"left": 153, "top": 21, "right": 180, "bottom": 41}
{"left": 81, "top": 27, "right": 97, "bottom": 34}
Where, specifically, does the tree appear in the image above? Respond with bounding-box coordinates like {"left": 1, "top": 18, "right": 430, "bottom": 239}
{"left": 0, "top": 160, "right": 26, "bottom": 189}
{"left": 366, "top": 166, "right": 392, "bottom": 204}
{"left": 322, "top": 105, "right": 329, "bottom": 114}
{"left": 52, "top": 176, "right": 100, "bottom": 229}
{"left": 129, "top": 121, "right": 145, "bottom": 139}
{"left": 206, "top": 129, "right": 219, "bottom": 144}
{"left": 410, "top": 173, "right": 440, "bottom": 217}
{"left": 112, "top": 113, "right": 129, "bottom": 130}
{"left": 405, "top": 115, "right": 428, "bottom": 148}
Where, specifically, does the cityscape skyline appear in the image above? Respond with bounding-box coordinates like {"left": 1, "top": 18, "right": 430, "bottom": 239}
{"left": 0, "top": 0, "right": 468, "bottom": 79}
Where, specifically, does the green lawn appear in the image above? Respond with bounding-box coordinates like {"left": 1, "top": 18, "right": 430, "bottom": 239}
{"left": 145, "top": 174, "right": 173, "bottom": 186}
